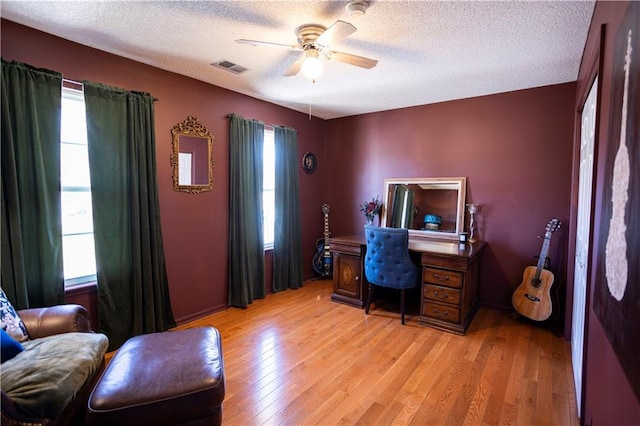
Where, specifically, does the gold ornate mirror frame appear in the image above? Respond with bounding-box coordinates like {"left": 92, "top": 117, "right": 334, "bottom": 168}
{"left": 170, "top": 116, "right": 214, "bottom": 194}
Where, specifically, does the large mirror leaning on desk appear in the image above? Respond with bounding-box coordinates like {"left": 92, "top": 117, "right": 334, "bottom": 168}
{"left": 381, "top": 177, "right": 467, "bottom": 240}
{"left": 170, "top": 115, "right": 214, "bottom": 194}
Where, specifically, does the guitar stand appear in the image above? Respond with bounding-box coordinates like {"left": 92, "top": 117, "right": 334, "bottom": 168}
{"left": 533, "top": 254, "right": 551, "bottom": 269}
{"left": 511, "top": 253, "right": 562, "bottom": 337}
{"left": 512, "top": 224, "right": 564, "bottom": 337}
{"left": 308, "top": 275, "right": 332, "bottom": 282}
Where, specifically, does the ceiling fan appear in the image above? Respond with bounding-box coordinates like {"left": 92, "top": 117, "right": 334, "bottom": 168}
{"left": 236, "top": 20, "right": 378, "bottom": 80}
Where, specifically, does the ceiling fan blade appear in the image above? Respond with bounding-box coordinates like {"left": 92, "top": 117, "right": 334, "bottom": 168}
{"left": 236, "top": 39, "right": 300, "bottom": 51}
{"left": 315, "top": 20, "right": 356, "bottom": 47}
{"left": 327, "top": 51, "right": 378, "bottom": 69}
{"left": 283, "top": 55, "right": 305, "bottom": 77}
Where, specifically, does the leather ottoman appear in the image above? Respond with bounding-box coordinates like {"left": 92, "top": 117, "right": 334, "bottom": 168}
{"left": 86, "top": 327, "right": 225, "bottom": 426}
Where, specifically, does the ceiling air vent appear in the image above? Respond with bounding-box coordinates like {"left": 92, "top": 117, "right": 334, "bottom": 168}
{"left": 211, "top": 60, "right": 248, "bottom": 75}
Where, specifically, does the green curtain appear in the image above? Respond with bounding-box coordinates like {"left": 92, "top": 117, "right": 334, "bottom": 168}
{"left": 404, "top": 189, "right": 415, "bottom": 229}
{"left": 391, "top": 184, "right": 414, "bottom": 229}
{"left": 0, "top": 59, "right": 64, "bottom": 309}
{"left": 83, "top": 81, "right": 175, "bottom": 349}
{"left": 273, "top": 126, "right": 303, "bottom": 291}
{"left": 228, "top": 114, "right": 265, "bottom": 307}
{"left": 391, "top": 184, "right": 406, "bottom": 228}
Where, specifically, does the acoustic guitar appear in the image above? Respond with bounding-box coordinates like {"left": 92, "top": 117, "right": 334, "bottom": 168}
{"left": 312, "top": 204, "right": 333, "bottom": 277}
{"left": 512, "top": 218, "right": 561, "bottom": 321}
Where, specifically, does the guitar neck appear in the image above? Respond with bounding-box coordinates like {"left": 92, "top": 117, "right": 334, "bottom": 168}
{"left": 323, "top": 213, "right": 330, "bottom": 248}
{"left": 534, "top": 233, "right": 552, "bottom": 278}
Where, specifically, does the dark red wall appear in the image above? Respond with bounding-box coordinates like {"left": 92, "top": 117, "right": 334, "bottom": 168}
{"left": 324, "top": 84, "right": 576, "bottom": 310}
{"left": 569, "top": 1, "right": 640, "bottom": 423}
{"left": 1, "top": 20, "right": 325, "bottom": 323}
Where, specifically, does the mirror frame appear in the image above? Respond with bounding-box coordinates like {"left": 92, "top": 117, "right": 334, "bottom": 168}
{"left": 381, "top": 177, "right": 467, "bottom": 240}
{"left": 170, "top": 115, "right": 214, "bottom": 194}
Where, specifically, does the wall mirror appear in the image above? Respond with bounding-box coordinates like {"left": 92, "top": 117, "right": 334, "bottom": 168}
{"left": 381, "top": 177, "right": 467, "bottom": 240}
{"left": 170, "top": 115, "right": 214, "bottom": 194}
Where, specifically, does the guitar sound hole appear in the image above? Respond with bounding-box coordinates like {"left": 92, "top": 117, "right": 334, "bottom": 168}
{"left": 531, "top": 278, "right": 542, "bottom": 288}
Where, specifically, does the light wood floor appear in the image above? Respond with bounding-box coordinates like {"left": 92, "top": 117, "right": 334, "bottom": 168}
{"left": 176, "top": 279, "right": 579, "bottom": 426}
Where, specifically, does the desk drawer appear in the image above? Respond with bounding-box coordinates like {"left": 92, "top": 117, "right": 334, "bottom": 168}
{"left": 423, "top": 267, "right": 462, "bottom": 288}
{"left": 422, "top": 301, "right": 461, "bottom": 323}
{"left": 423, "top": 284, "right": 461, "bottom": 305}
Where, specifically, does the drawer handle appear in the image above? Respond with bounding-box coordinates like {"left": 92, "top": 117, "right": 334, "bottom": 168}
{"left": 433, "top": 273, "right": 450, "bottom": 282}
{"left": 355, "top": 276, "right": 359, "bottom": 281}
{"left": 433, "top": 290, "right": 449, "bottom": 300}
{"left": 432, "top": 308, "right": 449, "bottom": 318}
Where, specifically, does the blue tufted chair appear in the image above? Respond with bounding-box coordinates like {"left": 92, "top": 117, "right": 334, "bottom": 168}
{"left": 364, "top": 225, "right": 420, "bottom": 325}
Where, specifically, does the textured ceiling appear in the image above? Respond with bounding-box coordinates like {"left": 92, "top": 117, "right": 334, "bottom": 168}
{"left": 1, "top": 1, "right": 595, "bottom": 120}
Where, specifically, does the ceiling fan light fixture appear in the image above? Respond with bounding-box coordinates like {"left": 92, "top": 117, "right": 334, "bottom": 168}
{"left": 346, "top": 0, "right": 369, "bottom": 17}
{"left": 301, "top": 49, "right": 323, "bottom": 80}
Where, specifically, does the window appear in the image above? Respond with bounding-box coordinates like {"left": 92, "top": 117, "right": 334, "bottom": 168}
{"left": 60, "top": 86, "right": 97, "bottom": 286}
{"left": 263, "top": 128, "right": 275, "bottom": 248}
{"left": 178, "top": 152, "right": 193, "bottom": 185}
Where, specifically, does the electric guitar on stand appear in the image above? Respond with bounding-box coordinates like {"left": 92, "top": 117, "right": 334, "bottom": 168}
{"left": 512, "top": 218, "right": 561, "bottom": 321}
{"left": 313, "top": 204, "right": 333, "bottom": 277}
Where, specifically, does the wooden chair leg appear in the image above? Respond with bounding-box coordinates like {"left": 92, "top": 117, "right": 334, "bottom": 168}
{"left": 365, "top": 283, "right": 374, "bottom": 315}
{"left": 400, "top": 289, "right": 406, "bottom": 325}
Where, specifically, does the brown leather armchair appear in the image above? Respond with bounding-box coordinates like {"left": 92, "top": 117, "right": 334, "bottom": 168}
{"left": 1, "top": 304, "right": 107, "bottom": 426}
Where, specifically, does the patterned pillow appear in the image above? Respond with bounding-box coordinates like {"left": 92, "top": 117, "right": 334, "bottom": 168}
{"left": 0, "top": 288, "right": 29, "bottom": 342}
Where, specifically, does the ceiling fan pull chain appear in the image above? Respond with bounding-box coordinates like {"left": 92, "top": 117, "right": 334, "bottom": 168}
{"left": 308, "top": 80, "right": 312, "bottom": 120}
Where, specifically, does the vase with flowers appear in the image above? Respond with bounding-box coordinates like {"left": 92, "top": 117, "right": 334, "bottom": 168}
{"left": 360, "top": 196, "right": 382, "bottom": 225}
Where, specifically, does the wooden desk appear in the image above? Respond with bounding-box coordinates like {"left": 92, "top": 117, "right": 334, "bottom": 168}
{"left": 329, "top": 233, "right": 485, "bottom": 335}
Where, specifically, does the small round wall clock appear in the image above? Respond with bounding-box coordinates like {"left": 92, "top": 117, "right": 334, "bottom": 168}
{"left": 302, "top": 152, "right": 317, "bottom": 174}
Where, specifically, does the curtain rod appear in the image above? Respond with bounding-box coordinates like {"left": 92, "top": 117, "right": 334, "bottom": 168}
{"left": 62, "top": 78, "right": 82, "bottom": 88}
{"left": 227, "top": 114, "right": 274, "bottom": 129}
{"left": 62, "top": 78, "right": 159, "bottom": 101}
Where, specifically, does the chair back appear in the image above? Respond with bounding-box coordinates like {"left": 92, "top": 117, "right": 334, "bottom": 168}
{"left": 364, "top": 225, "right": 419, "bottom": 289}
